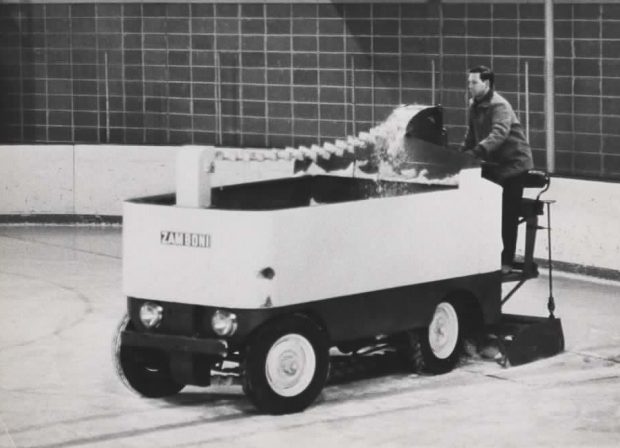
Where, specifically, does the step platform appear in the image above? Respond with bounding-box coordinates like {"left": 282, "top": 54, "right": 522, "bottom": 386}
{"left": 501, "top": 261, "right": 539, "bottom": 283}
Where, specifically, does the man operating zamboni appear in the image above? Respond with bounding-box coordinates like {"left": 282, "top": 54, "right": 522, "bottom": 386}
{"left": 460, "top": 65, "right": 534, "bottom": 275}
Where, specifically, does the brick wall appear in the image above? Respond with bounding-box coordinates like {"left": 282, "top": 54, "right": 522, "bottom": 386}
{"left": 1, "top": 1, "right": 620, "bottom": 180}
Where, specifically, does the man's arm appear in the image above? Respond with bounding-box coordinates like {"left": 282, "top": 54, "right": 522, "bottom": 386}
{"left": 459, "top": 116, "right": 487, "bottom": 159}
{"left": 477, "top": 103, "right": 512, "bottom": 154}
{"left": 461, "top": 119, "right": 476, "bottom": 151}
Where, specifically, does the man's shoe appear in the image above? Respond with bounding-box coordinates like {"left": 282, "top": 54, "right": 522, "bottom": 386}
{"left": 501, "top": 264, "right": 512, "bottom": 274}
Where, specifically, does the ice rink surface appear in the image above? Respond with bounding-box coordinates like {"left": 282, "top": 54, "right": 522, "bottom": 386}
{"left": 0, "top": 225, "right": 619, "bottom": 448}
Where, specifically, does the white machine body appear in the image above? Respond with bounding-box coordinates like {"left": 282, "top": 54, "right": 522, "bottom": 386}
{"left": 123, "top": 150, "right": 502, "bottom": 309}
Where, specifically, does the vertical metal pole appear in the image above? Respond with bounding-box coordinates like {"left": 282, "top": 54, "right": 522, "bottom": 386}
{"left": 68, "top": 11, "right": 75, "bottom": 143}
{"left": 95, "top": 12, "right": 101, "bottom": 143}
{"left": 44, "top": 4, "right": 49, "bottom": 142}
{"left": 343, "top": 7, "right": 349, "bottom": 137}
{"left": 289, "top": 9, "right": 295, "bottom": 146}
{"left": 316, "top": 12, "right": 321, "bottom": 145}
{"left": 370, "top": 5, "right": 375, "bottom": 125}
{"left": 16, "top": 6, "right": 24, "bottom": 141}
{"left": 398, "top": 4, "right": 403, "bottom": 105}
{"left": 465, "top": 86, "right": 469, "bottom": 126}
{"left": 344, "top": 54, "right": 348, "bottom": 136}
{"left": 141, "top": 4, "right": 146, "bottom": 143}
{"left": 189, "top": 4, "right": 195, "bottom": 144}
{"left": 516, "top": 3, "right": 521, "bottom": 116}
{"left": 525, "top": 60, "right": 530, "bottom": 142}
{"left": 105, "top": 52, "right": 110, "bottom": 143}
{"left": 264, "top": 14, "right": 269, "bottom": 147}
{"left": 351, "top": 57, "right": 357, "bottom": 137}
{"left": 431, "top": 59, "right": 436, "bottom": 105}
{"left": 215, "top": 52, "right": 223, "bottom": 146}
{"left": 351, "top": 57, "right": 357, "bottom": 177}
{"left": 545, "top": 0, "right": 555, "bottom": 172}
{"left": 264, "top": 65, "right": 269, "bottom": 148}
{"left": 238, "top": 7, "right": 244, "bottom": 147}
{"left": 437, "top": 0, "right": 444, "bottom": 106}
{"left": 165, "top": 32, "right": 171, "bottom": 144}
{"left": 121, "top": 3, "right": 127, "bottom": 144}
{"left": 238, "top": 53, "right": 243, "bottom": 147}
{"left": 371, "top": 59, "right": 375, "bottom": 125}
{"left": 546, "top": 202, "right": 555, "bottom": 318}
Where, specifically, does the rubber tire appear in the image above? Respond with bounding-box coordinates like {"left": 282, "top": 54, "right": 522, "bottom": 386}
{"left": 402, "top": 300, "right": 472, "bottom": 374}
{"left": 241, "top": 315, "right": 330, "bottom": 415}
{"left": 113, "top": 315, "right": 185, "bottom": 398}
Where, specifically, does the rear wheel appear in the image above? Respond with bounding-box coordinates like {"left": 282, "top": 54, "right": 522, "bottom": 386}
{"left": 242, "top": 315, "right": 330, "bottom": 414}
{"left": 401, "top": 300, "right": 469, "bottom": 374}
{"left": 113, "top": 315, "right": 184, "bottom": 398}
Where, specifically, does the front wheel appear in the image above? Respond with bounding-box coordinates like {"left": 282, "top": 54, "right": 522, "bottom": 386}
{"left": 113, "top": 315, "right": 184, "bottom": 398}
{"left": 241, "top": 315, "right": 330, "bottom": 414}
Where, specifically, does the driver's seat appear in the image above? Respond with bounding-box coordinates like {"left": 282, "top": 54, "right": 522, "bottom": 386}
{"left": 506, "top": 170, "right": 551, "bottom": 281}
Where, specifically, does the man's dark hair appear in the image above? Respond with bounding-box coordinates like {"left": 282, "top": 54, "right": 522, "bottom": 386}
{"left": 469, "top": 65, "right": 495, "bottom": 89}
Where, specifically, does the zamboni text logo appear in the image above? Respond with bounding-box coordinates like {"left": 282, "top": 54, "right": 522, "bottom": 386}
{"left": 160, "top": 231, "right": 211, "bottom": 248}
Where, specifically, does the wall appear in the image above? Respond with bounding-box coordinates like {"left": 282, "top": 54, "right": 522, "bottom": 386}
{"left": 0, "top": 144, "right": 293, "bottom": 215}
{"left": 1, "top": 0, "right": 620, "bottom": 181}
{"left": 1, "top": 144, "right": 620, "bottom": 278}
{"left": 525, "top": 177, "right": 620, "bottom": 276}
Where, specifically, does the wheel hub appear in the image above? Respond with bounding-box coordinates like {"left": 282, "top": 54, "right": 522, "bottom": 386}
{"left": 428, "top": 302, "right": 459, "bottom": 360}
{"left": 280, "top": 352, "right": 299, "bottom": 376}
{"left": 265, "top": 334, "right": 316, "bottom": 397}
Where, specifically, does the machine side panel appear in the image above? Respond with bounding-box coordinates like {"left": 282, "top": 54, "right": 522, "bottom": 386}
{"left": 271, "top": 168, "right": 502, "bottom": 306}
{"left": 122, "top": 201, "right": 275, "bottom": 308}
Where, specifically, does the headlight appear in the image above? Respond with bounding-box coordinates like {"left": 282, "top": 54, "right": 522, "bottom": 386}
{"left": 139, "top": 302, "right": 163, "bottom": 329}
{"left": 211, "top": 310, "right": 238, "bottom": 336}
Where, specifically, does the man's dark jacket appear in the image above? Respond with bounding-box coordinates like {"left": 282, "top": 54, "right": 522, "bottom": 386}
{"left": 462, "top": 90, "right": 533, "bottom": 183}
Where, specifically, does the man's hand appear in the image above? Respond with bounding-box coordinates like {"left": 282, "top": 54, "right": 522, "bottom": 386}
{"left": 462, "top": 149, "right": 477, "bottom": 158}
{"left": 463, "top": 144, "right": 486, "bottom": 159}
